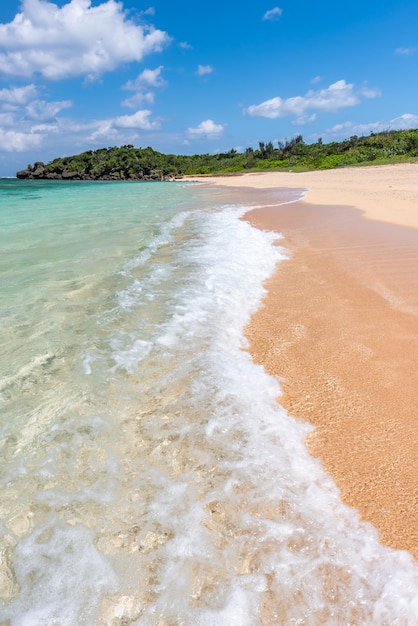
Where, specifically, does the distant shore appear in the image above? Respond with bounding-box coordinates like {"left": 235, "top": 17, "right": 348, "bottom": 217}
{"left": 184, "top": 164, "right": 418, "bottom": 557}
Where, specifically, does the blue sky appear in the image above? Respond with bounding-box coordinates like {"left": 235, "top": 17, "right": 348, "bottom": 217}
{"left": 0, "top": 0, "right": 417, "bottom": 175}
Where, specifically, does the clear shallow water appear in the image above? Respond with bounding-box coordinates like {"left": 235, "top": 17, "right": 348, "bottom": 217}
{"left": 0, "top": 178, "right": 417, "bottom": 625}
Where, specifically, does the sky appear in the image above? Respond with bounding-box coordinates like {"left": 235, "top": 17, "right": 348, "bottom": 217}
{"left": 0, "top": 0, "right": 417, "bottom": 175}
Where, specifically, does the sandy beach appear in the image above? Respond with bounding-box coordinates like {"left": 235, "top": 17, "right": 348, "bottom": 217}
{"left": 185, "top": 164, "right": 418, "bottom": 558}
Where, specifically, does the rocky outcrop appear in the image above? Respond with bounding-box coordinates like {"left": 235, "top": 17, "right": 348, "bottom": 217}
{"left": 16, "top": 162, "right": 169, "bottom": 181}
{"left": 17, "top": 162, "right": 48, "bottom": 179}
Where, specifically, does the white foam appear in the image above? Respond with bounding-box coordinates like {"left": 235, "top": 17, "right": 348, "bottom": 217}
{"left": 1, "top": 519, "right": 118, "bottom": 625}
{"left": 110, "top": 335, "right": 152, "bottom": 374}
{"left": 119, "top": 210, "right": 189, "bottom": 277}
{"left": 154, "top": 206, "right": 285, "bottom": 351}
{"left": 108, "top": 202, "right": 418, "bottom": 623}
{"left": 3, "top": 190, "right": 418, "bottom": 624}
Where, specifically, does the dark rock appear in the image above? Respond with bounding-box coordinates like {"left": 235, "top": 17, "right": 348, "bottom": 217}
{"left": 16, "top": 160, "right": 171, "bottom": 181}
{"left": 16, "top": 169, "right": 31, "bottom": 179}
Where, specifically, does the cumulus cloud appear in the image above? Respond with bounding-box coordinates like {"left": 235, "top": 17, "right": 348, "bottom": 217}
{"left": 0, "top": 98, "right": 165, "bottom": 155}
{"left": 326, "top": 113, "right": 418, "bottom": 137}
{"left": 122, "top": 66, "right": 165, "bottom": 108}
{"left": 122, "top": 92, "right": 155, "bottom": 108}
{"left": 0, "top": 0, "right": 171, "bottom": 80}
{"left": 262, "top": 7, "right": 283, "bottom": 21}
{"left": 0, "top": 82, "right": 73, "bottom": 152}
{"left": 87, "top": 120, "right": 121, "bottom": 144}
{"left": 0, "top": 112, "right": 15, "bottom": 125}
{"left": 244, "top": 80, "right": 380, "bottom": 119}
{"left": 124, "top": 66, "right": 166, "bottom": 90}
{"left": 197, "top": 65, "right": 213, "bottom": 76}
{"left": 292, "top": 113, "right": 317, "bottom": 126}
{"left": 187, "top": 119, "right": 224, "bottom": 139}
{"left": 0, "top": 127, "right": 43, "bottom": 151}
{"left": 24, "top": 99, "right": 73, "bottom": 121}
{"left": 0, "top": 99, "right": 160, "bottom": 153}
{"left": 114, "top": 109, "right": 159, "bottom": 130}
{"left": 86, "top": 111, "right": 164, "bottom": 144}
{"left": 85, "top": 108, "right": 160, "bottom": 142}
{"left": 0, "top": 84, "right": 38, "bottom": 105}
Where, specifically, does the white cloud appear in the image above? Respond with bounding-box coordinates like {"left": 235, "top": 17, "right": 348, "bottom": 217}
{"left": 124, "top": 66, "right": 165, "bottom": 91}
{"left": 24, "top": 99, "right": 73, "bottom": 121}
{"left": 0, "top": 127, "right": 43, "bottom": 151}
{"left": 292, "top": 113, "right": 317, "bottom": 126}
{"left": 0, "top": 102, "right": 161, "bottom": 154}
{"left": 122, "top": 66, "right": 165, "bottom": 108}
{"left": 326, "top": 113, "right": 418, "bottom": 137}
{"left": 395, "top": 47, "right": 417, "bottom": 56}
{"left": 114, "top": 109, "right": 159, "bottom": 130}
{"left": 85, "top": 116, "right": 149, "bottom": 143}
{"left": 122, "top": 92, "right": 155, "bottom": 108}
{"left": 360, "top": 85, "right": 381, "bottom": 99}
{"left": 179, "top": 41, "right": 192, "bottom": 50}
{"left": 0, "top": 0, "right": 171, "bottom": 80}
{"left": 87, "top": 120, "right": 121, "bottom": 144}
{"left": 140, "top": 7, "right": 155, "bottom": 17}
{"left": 197, "top": 64, "right": 213, "bottom": 76}
{"left": 244, "top": 80, "right": 380, "bottom": 119}
{"left": 30, "top": 123, "right": 59, "bottom": 134}
{"left": 187, "top": 119, "right": 225, "bottom": 139}
{"left": 0, "top": 84, "right": 38, "bottom": 105}
{"left": 310, "top": 75, "right": 322, "bottom": 84}
{"left": 0, "top": 86, "right": 72, "bottom": 153}
{"left": 0, "top": 87, "right": 71, "bottom": 151}
{"left": 391, "top": 113, "right": 418, "bottom": 128}
{"left": 0, "top": 112, "right": 15, "bottom": 125}
{"left": 262, "top": 7, "right": 283, "bottom": 21}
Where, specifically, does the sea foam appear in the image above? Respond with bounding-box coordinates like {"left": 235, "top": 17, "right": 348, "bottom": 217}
{"left": 102, "top": 203, "right": 418, "bottom": 624}
{"left": 1, "top": 182, "right": 418, "bottom": 624}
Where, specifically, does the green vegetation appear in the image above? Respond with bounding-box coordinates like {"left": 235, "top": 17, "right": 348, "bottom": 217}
{"left": 17, "top": 129, "right": 418, "bottom": 180}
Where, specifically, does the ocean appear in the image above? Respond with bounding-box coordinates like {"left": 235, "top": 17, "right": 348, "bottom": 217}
{"left": 0, "top": 178, "right": 417, "bottom": 625}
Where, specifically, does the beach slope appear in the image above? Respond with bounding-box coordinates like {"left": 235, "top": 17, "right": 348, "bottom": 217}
{"left": 185, "top": 164, "right": 418, "bottom": 557}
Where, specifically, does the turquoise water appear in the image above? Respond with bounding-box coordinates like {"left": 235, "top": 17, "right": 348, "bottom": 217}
{"left": 0, "top": 179, "right": 417, "bottom": 625}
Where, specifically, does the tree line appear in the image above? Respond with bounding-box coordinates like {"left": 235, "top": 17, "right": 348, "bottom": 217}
{"left": 17, "top": 128, "right": 418, "bottom": 180}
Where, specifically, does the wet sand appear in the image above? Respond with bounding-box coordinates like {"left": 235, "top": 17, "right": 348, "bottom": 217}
{"left": 185, "top": 165, "right": 418, "bottom": 557}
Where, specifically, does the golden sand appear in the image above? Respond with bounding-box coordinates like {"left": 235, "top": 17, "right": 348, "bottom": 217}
{"left": 185, "top": 163, "right": 418, "bottom": 229}
{"left": 184, "top": 164, "right": 418, "bottom": 557}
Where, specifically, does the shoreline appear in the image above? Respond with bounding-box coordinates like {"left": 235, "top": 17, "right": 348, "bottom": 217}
{"left": 183, "top": 163, "right": 418, "bottom": 230}
{"left": 184, "top": 164, "right": 418, "bottom": 558}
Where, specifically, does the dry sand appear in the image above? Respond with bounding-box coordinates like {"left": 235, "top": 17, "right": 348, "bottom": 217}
{"left": 185, "top": 163, "right": 418, "bottom": 229}
{"left": 185, "top": 164, "right": 418, "bottom": 557}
